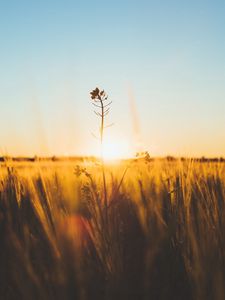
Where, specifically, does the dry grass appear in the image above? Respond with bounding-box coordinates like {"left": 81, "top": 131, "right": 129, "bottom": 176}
{"left": 0, "top": 159, "right": 225, "bottom": 300}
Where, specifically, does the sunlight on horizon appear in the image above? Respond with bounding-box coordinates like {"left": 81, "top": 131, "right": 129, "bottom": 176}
{"left": 101, "top": 138, "right": 133, "bottom": 161}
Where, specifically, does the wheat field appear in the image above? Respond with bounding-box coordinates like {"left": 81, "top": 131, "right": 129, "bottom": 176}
{"left": 0, "top": 158, "right": 225, "bottom": 300}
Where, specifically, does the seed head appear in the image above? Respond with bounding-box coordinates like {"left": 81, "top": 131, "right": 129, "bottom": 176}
{"left": 90, "top": 87, "right": 106, "bottom": 101}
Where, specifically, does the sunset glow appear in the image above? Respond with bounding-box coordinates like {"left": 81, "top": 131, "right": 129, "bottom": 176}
{"left": 1, "top": 2, "right": 225, "bottom": 300}
{"left": 0, "top": 1, "right": 224, "bottom": 158}
{"left": 102, "top": 139, "right": 132, "bottom": 161}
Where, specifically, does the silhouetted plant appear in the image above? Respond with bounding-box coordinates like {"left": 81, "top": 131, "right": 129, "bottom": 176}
{"left": 90, "top": 87, "right": 112, "bottom": 222}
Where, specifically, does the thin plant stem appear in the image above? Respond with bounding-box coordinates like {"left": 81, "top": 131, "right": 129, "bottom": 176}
{"left": 99, "top": 98, "right": 108, "bottom": 221}
{"left": 90, "top": 87, "right": 111, "bottom": 226}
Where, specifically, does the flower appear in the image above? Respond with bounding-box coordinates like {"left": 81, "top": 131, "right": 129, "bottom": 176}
{"left": 90, "top": 87, "right": 100, "bottom": 100}
{"left": 90, "top": 87, "right": 106, "bottom": 101}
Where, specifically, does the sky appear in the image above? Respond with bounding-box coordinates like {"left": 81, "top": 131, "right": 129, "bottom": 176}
{"left": 0, "top": 0, "right": 225, "bottom": 157}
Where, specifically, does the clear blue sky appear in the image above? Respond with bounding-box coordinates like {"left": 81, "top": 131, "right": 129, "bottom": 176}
{"left": 0, "top": 0, "right": 225, "bottom": 157}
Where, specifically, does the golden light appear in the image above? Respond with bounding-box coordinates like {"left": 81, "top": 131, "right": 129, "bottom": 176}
{"left": 102, "top": 138, "right": 132, "bottom": 161}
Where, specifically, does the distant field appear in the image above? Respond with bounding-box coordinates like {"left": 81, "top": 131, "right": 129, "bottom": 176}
{"left": 0, "top": 159, "right": 225, "bottom": 300}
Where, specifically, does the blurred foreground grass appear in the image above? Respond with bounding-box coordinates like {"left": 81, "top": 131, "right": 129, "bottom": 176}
{"left": 0, "top": 159, "right": 225, "bottom": 300}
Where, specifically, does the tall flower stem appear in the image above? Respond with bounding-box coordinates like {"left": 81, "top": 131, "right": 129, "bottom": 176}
{"left": 99, "top": 97, "right": 108, "bottom": 219}
{"left": 90, "top": 88, "right": 112, "bottom": 225}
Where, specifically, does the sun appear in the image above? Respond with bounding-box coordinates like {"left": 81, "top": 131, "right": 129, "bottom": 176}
{"left": 102, "top": 139, "right": 132, "bottom": 161}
